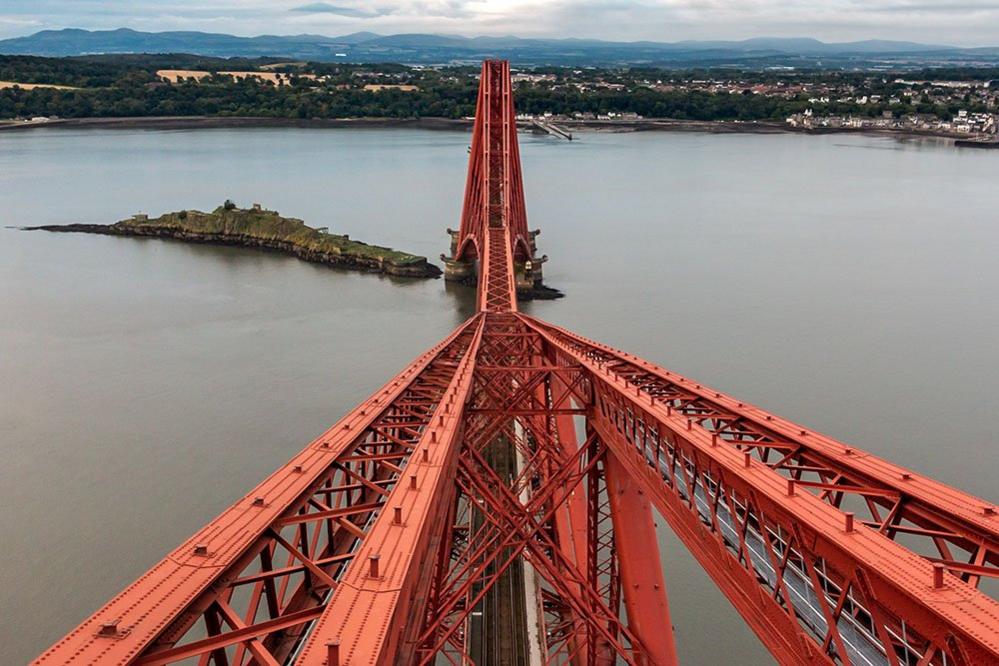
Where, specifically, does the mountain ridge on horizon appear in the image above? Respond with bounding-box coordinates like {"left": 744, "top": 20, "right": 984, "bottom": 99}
{"left": 2, "top": 27, "right": 997, "bottom": 66}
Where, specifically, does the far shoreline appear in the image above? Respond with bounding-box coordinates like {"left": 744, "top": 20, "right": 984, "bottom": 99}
{"left": 0, "top": 116, "right": 474, "bottom": 132}
{"left": 0, "top": 114, "right": 994, "bottom": 147}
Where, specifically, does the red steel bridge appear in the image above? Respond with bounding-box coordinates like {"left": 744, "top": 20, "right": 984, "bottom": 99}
{"left": 36, "top": 61, "right": 999, "bottom": 666}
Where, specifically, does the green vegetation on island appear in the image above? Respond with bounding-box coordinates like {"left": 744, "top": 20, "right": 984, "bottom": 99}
{"left": 28, "top": 201, "right": 441, "bottom": 278}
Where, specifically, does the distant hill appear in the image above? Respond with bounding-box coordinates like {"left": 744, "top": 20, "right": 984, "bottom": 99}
{"left": 0, "top": 28, "right": 350, "bottom": 60}
{"left": 1, "top": 28, "right": 997, "bottom": 67}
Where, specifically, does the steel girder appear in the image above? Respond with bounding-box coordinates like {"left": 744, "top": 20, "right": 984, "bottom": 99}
{"left": 289, "top": 317, "right": 486, "bottom": 665}
{"left": 522, "top": 314, "right": 999, "bottom": 666}
{"left": 34, "top": 319, "right": 480, "bottom": 666}
{"left": 604, "top": 452, "right": 680, "bottom": 664}
{"left": 524, "top": 317, "right": 999, "bottom": 594}
{"left": 453, "top": 60, "right": 531, "bottom": 269}
{"left": 481, "top": 225, "right": 518, "bottom": 313}
{"left": 37, "top": 310, "right": 999, "bottom": 665}
{"left": 412, "top": 315, "right": 653, "bottom": 664}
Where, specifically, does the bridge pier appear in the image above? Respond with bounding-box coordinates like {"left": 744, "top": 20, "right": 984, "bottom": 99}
{"left": 441, "top": 255, "right": 476, "bottom": 282}
{"left": 515, "top": 256, "right": 547, "bottom": 293}
{"left": 442, "top": 255, "right": 556, "bottom": 300}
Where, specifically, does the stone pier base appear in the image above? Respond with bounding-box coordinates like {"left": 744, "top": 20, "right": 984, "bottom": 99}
{"left": 442, "top": 257, "right": 476, "bottom": 283}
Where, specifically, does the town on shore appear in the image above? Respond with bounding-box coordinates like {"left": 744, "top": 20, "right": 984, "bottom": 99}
{"left": 1, "top": 55, "right": 996, "bottom": 144}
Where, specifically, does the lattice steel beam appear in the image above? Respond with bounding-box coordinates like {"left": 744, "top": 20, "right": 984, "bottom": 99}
{"left": 524, "top": 314, "right": 999, "bottom": 666}
{"left": 34, "top": 319, "right": 480, "bottom": 665}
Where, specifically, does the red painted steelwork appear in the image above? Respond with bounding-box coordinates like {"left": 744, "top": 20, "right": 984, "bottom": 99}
{"left": 34, "top": 319, "right": 479, "bottom": 666}
{"left": 524, "top": 316, "right": 999, "bottom": 593}
{"left": 522, "top": 314, "right": 999, "bottom": 665}
{"left": 292, "top": 317, "right": 486, "bottom": 664}
{"left": 35, "top": 59, "right": 999, "bottom": 666}
{"left": 412, "top": 314, "right": 652, "bottom": 664}
{"left": 605, "top": 453, "right": 679, "bottom": 665}
{"left": 454, "top": 60, "right": 531, "bottom": 269}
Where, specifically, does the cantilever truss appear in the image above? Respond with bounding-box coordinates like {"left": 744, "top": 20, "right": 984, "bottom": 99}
{"left": 36, "top": 61, "right": 999, "bottom": 666}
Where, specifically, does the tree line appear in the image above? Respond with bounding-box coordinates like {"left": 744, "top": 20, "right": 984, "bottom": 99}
{"left": 0, "top": 55, "right": 990, "bottom": 122}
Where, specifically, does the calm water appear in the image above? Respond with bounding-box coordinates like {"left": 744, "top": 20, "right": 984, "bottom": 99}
{"left": 2, "top": 127, "right": 998, "bottom": 664}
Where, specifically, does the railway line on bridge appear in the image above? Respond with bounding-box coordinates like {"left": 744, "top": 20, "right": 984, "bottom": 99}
{"left": 35, "top": 60, "right": 999, "bottom": 666}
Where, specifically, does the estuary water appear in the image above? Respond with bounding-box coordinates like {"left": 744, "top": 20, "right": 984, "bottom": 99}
{"left": 2, "top": 126, "right": 998, "bottom": 664}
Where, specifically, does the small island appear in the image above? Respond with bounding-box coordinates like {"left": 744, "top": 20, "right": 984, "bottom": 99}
{"left": 26, "top": 202, "right": 442, "bottom": 278}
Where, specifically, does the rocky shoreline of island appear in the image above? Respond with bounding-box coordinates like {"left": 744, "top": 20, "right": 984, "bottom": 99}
{"left": 23, "top": 204, "right": 442, "bottom": 279}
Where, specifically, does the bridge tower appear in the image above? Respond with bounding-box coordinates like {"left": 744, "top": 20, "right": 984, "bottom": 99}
{"left": 444, "top": 60, "right": 548, "bottom": 296}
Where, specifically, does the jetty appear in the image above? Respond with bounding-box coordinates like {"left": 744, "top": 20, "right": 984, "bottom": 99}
{"left": 530, "top": 119, "right": 573, "bottom": 140}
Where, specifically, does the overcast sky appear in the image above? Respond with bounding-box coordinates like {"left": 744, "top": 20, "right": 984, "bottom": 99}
{"left": 0, "top": 0, "right": 996, "bottom": 46}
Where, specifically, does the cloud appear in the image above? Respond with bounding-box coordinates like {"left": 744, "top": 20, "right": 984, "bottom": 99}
{"left": 0, "top": 0, "right": 997, "bottom": 46}
{"left": 865, "top": 0, "right": 999, "bottom": 11}
{"left": 290, "top": 3, "right": 383, "bottom": 18}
